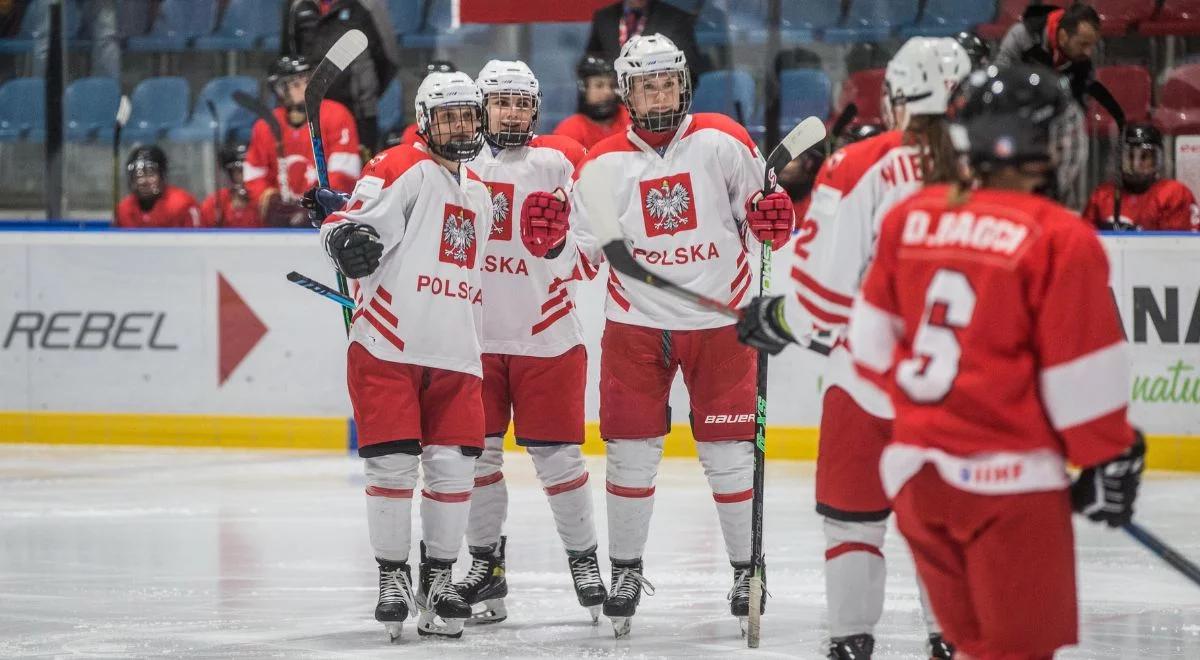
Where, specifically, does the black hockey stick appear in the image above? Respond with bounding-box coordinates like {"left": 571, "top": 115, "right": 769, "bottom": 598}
{"left": 206, "top": 100, "right": 224, "bottom": 227}
{"left": 232, "top": 90, "right": 283, "bottom": 146}
{"left": 287, "top": 270, "right": 355, "bottom": 309}
{"left": 829, "top": 101, "right": 859, "bottom": 153}
{"left": 304, "top": 29, "right": 367, "bottom": 335}
{"left": 1123, "top": 521, "right": 1200, "bottom": 588}
{"left": 111, "top": 95, "right": 131, "bottom": 222}
{"left": 1088, "top": 81, "right": 1128, "bottom": 227}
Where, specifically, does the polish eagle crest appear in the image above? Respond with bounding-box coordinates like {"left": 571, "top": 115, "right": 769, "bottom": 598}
{"left": 443, "top": 209, "right": 476, "bottom": 263}
{"left": 645, "top": 179, "right": 692, "bottom": 232}
{"left": 490, "top": 187, "right": 510, "bottom": 236}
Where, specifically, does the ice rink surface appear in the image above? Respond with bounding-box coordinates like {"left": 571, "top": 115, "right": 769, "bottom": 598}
{"left": 1, "top": 444, "right": 1198, "bottom": 659}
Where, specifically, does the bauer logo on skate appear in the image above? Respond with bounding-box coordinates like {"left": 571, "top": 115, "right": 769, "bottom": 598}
{"left": 439, "top": 204, "right": 478, "bottom": 268}
{"left": 704, "top": 414, "right": 755, "bottom": 424}
{"left": 640, "top": 173, "right": 696, "bottom": 236}
{"left": 484, "top": 181, "right": 514, "bottom": 241}
{"left": 415, "top": 275, "right": 483, "bottom": 304}
{"left": 631, "top": 242, "right": 720, "bottom": 265}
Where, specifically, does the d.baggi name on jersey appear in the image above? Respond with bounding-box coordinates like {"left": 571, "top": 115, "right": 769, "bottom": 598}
{"left": 440, "top": 203, "right": 478, "bottom": 268}
{"left": 484, "top": 181, "right": 515, "bottom": 241}
{"left": 640, "top": 173, "right": 697, "bottom": 237}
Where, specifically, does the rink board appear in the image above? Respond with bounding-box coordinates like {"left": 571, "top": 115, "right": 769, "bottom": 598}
{"left": 0, "top": 229, "right": 1197, "bottom": 469}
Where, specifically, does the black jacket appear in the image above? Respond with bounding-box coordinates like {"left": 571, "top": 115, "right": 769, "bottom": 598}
{"left": 996, "top": 4, "right": 1094, "bottom": 104}
{"left": 585, "top": 1, "right": 707, "bottom": 77}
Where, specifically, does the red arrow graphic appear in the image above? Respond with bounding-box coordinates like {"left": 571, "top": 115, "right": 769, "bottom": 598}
{"left": 218, "top": 273, "right": 268, "bottom": 386}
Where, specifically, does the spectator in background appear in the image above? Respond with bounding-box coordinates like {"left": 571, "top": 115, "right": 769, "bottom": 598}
{"left": 115, "top": 146, "right": 201, "bottom": 228}
{"left": 585, "top": 0, "right": 705, "bottom": 81}
{"left": 201, "top": 143, "right": 262, "bottom": 228}
{"left": 553, "top": 55, "right": 631, "bottom": 149}
{"left": 1084, "top": 123, "right": 1200, "bottom": 232}
{"left": 33, "top": 0, "right": 120, "bottom": 79}
{"left": 996, "top": 3, "right": 1099, "bottom": 104}
{"left": 283, "top": 0, "right": 400, "bottom": 153}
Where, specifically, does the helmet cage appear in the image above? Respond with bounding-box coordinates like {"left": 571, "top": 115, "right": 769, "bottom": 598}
{"left": 622, "top": 69, "right": 692, "bottom": 133}
{"left": 483, "top": 90, "right": 539, "bottom": 148}
{"left": 420, "top": 101, "right": 485, "bottom": 162}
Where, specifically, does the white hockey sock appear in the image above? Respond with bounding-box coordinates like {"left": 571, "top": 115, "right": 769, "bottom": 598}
{"left": 824, "top": 517, "right": 887, "bottom": 637}
{"left": 465, "top": 435, "right": 507, "bottom": 551}
{"left": 697, "top": 440, "right": 754, "bottom": 564}
{"left": 529, "top": 444, "right": 597, "bottom": 553}
{"left": 363, "top": 453, "right": 419, "bottom": 562}
{"left": 420, "top": 445, "right": 476, "bottom": 562}
{"left": 605, "top": 437, "right": 664, "bottom": 562}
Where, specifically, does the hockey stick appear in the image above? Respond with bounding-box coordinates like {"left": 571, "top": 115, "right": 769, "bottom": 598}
{"left": 111, "top": 95, "right": 131, "bottom": 222}
{"left": 287, "top": 270, "right": 355, "bottom": 309}
{"left": 1088, "top": 81, "right": 1128, "bottom": 228}
{"left": 1123, "top": 521, "right": 1200, "bottom": 588}
{"left": 206, "top": 100, "right": 225, "bottom": 227}
{"left": 305, "top": 29, "right": 367, "bottom": 335}
{"left": 828, "top": 102, "right": 859, "bottom": 153}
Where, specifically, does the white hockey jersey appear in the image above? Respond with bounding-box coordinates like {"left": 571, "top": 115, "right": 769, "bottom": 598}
{"left": 467, "top": 134, "right": 597, "bottom": 357}
{"left": 784, "top": 130, "right": 925, "bottom": 418}
{"left": 571, "top": 113, "right": 766, "bottom": 331}
{"left": 320, "top": 143, "right": 494, "bottom": 377}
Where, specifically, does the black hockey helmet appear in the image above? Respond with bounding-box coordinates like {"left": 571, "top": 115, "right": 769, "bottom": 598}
{"left": 576, "top": 54, "right": 619, "bottom": 120}
{"left": 949, "top": 64, "right": 1085, "bottom": 195}
{"left": 426, "top": 59, "right": 458, "bottom": 75}
{"left": 577, "top": 54, "right": 615, "bottom": 81}
{"left": 219, "top": 142, "right": 247, "bottom": 172}
{"left": 954, "top": 30, "right": 991, "bottom": 69}
{"left": 840, "top": 122, "right": 885, "bottom": 147}
{"left": 268, "top": 54, "right": 313, "bottom": 86}
{"left": 1120, "top": 121, "right": 1164, "bottom": 191}
{"left": 126, "top": 144, "right": 167, "bottom": 179}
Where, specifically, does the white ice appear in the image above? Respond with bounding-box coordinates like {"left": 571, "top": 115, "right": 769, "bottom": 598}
{"left": 1, "top": 444, "right": 1198, "bottom": 658}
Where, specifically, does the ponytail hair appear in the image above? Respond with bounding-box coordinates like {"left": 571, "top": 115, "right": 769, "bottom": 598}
{"left": 904, "top": 115, "right": 960, "bottom": 185}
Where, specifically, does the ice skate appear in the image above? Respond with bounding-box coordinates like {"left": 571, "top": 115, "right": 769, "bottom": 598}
{"left": 566, "top": 549, "right": 606, "bottom": 623}
{"left": 374, "top": 558, "right": 417, "bottom": 643}
{"left": 603, "top": 559, "right": 654, "bottom": 639}
{"left": 728, "top": 560, "right": 766, "bottom": 637}
{"left": 828, "top": 633, "right": 874, "bottom": 659}
{"left": 416, "top": 543, "right": 470, "bottom": 639}
{"left": 927, "top": 633, "right": 955, "bottom": 659}
{"left": 452, "top": 536, "right": 508, "bottom": 625}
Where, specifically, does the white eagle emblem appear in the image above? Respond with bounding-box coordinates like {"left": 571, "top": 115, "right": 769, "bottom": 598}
{"left": 490, "top": 190, "right": 510, "bottom": 235}
{"left": 443, "top": 211, "right": 476, "bottom": 263}
{"left": 645, "top": 179, "right": 692, "bottom": 231}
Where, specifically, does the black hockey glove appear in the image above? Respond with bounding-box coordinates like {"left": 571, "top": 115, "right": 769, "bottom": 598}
{"left": 325, "top": 222, "right": 383, "bottom": 279}
{"left": 302, "top": 186, "right": 350, "bottom": 228}
{"left": 1071, "top": 430, "right": 1146, "bottom": 528}
{"left": 736, "top": 295, "right": 796, "bottom": 356}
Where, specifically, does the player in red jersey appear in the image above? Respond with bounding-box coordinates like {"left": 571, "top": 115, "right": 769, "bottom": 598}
{"left": 1083, "top": 122, "right": 1200, "bottom": 231}
{"left": 552, "top": 55, "right": 631, "bottom": 150}
{"left": 245, "top": 55, "right": 361, "bottom": 227}
{"left": 200, "top": 143, "right": 261, "bottom": 228}
{"left": 114, "top": 145, "right": 201, "bottom": 228}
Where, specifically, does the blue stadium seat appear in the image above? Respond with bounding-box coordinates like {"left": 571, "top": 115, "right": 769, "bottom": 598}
{"left": 823, "top": 0, "right": 920, "bottom": 43}
{"left": 65, "top": 76, "right": 121, "bottom": 142}
{"left": 779, "top": 68, "right": 832, "bottom": 132}
{"left": 899, "top": 0, "right": 997, "bottom": 38}
{"left": 0, "top": 0, "right": 81, "bottom": 55}
{"left": 692, "top": 69, "right": 761, "bottom": 134}
{"left": 387, "top": 0, "right": 423, "bottom": 38}
{"left": 698, "top": 1, "right": 768, "bottom": 47}
{"left": 378, "top": 78, "right": 404, "bottom": 136}
{"left": 402, "top": 0, "right": 489, "bottom": 49}
{"left": 0, "top": 78, "right": 46, "bottom": 142}
{"left": 194, "top": 0, "right": 281, "bottom": 51}
{"left": 168, "top": 76, "right": 259, "bottom": 143}
{"left": 122, "top": 77, "right": 191, "bottom": 143}
{"left": 117, "top": 0, "right": 153, "bottom": 39}
{"left": 778, "top": 0, "right": 843, "bottom": 44}
{"left": 125, "top": 0, "right": 217, "bottom": 53}
{"left": 527, "top": 22, "right": 591, "bottom": 128}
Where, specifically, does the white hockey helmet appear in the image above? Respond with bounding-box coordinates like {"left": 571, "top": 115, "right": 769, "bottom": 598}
{"left": 415, "top": 70, "right": 484, "bottom": 162}
{"left": 883, "top": 37, "right": 966, "bottom": 129}
{"left": 476, "top": 59, "right": 541, "bottom": 148}
{"left": 615, "top": 33, "right": 692, "bottom": 133}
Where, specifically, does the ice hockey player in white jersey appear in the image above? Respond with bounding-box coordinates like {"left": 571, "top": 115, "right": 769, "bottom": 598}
{"left": 307, "top": 70, "right": 493, "bottom": 642}
{"left": 449, "top": 59, "right": 606, "bottom": 626}
{"left": 550, "top": 33, "right": 794, "bottom": 639}
{"left": 736, "top": 37, "right": 970, "bottom": 659}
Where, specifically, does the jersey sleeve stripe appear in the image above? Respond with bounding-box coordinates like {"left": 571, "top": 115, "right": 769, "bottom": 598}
{"left": 362, "top": 309, "right": 406, "bottom": 351}
{"left": 848, "top": 297, "right": 900, "bottom": 374}
{"left": 791, "top": 266, "right": 854, "bottom": 308}
{"left": 1039, "top": 341, "right": 1130, "bottom": 431}
{"left": 369, "top": 298, "right": 399, "bottom": 328}
{"left": 541, "top": 289, "right": 569, "bottom": 314}
{"left": 795, "top": 290, "right": 850, "bottom": 326}
{"left": 531, "top": 301, "right": 575, "bottom": 336}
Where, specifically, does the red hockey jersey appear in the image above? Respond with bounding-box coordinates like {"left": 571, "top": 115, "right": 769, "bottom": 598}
{"left": 200, "top": 189, "right": 262, "bottom": 228}
{"left": 244, "top": 100, "right": 361, "bottom": 205}
{"left": 850, "top": 185, "right": 1136, "bottom": 498}
{"left": 115, "top": 186, "right": 201, "bottom": 228}
{"left": 1082, "top": 179, "right": 1200, "bottom": 231}
{"left": 552, "top": 106, "right": 631, "bottom": 150}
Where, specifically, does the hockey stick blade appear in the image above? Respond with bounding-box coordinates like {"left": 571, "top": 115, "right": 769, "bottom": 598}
{"left": 232, "top": 90, "right": 282, "bottom": 145}
{"left": 287, "top": 271, "right": 355, "bottom": 309}
{"left": 577, "top": 159, "right": 739, "bottom": 319}
{"left": 763, "top": 116, "right": 827, "bottom": 191}
{"left": 115, "top": 95, "right": 131, "bottom": 128}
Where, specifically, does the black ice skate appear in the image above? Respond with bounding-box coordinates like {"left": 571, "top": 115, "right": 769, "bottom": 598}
{"left": 828, "top": 633, "right": 875, "bottom": 659}
{"left": 416, "top": 542, "right": 471, "bottom": 638}
{"left": 566, "top": 548, "right": 607, "bottom": 623}
{"left": 375, "top": 558, "right": 417, "bottom": 643}
{"left": 728, "top": 560, "right": 767, "bottom": 637}
{"left": 603, "top": 559, "right": 655, "bottom": 639}
{"left": 927, "top": 633, "right": 955, "bottom": 659}
{"left": 452, "top": 536, "right": 508, "bottom": 625}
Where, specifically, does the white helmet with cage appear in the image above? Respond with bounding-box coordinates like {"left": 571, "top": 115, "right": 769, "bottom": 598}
{"left": 476, "top": 59, "right": 541, "bottom": 148}
{"left": 615, "top": 33, "right": 692, "bottom": 132}
{"left": 415, "top": 70, "right": 484, "bottom": 161}
{"left": 883, "top": 37, "right": 968, "bottom": 129}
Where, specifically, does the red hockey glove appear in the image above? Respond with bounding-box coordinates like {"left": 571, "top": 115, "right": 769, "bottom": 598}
{"left": 746, "top": 191, "right": 794, "bottom": 249}
{"left": 521, "top": 189, "right": 570, "bottom": 258}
